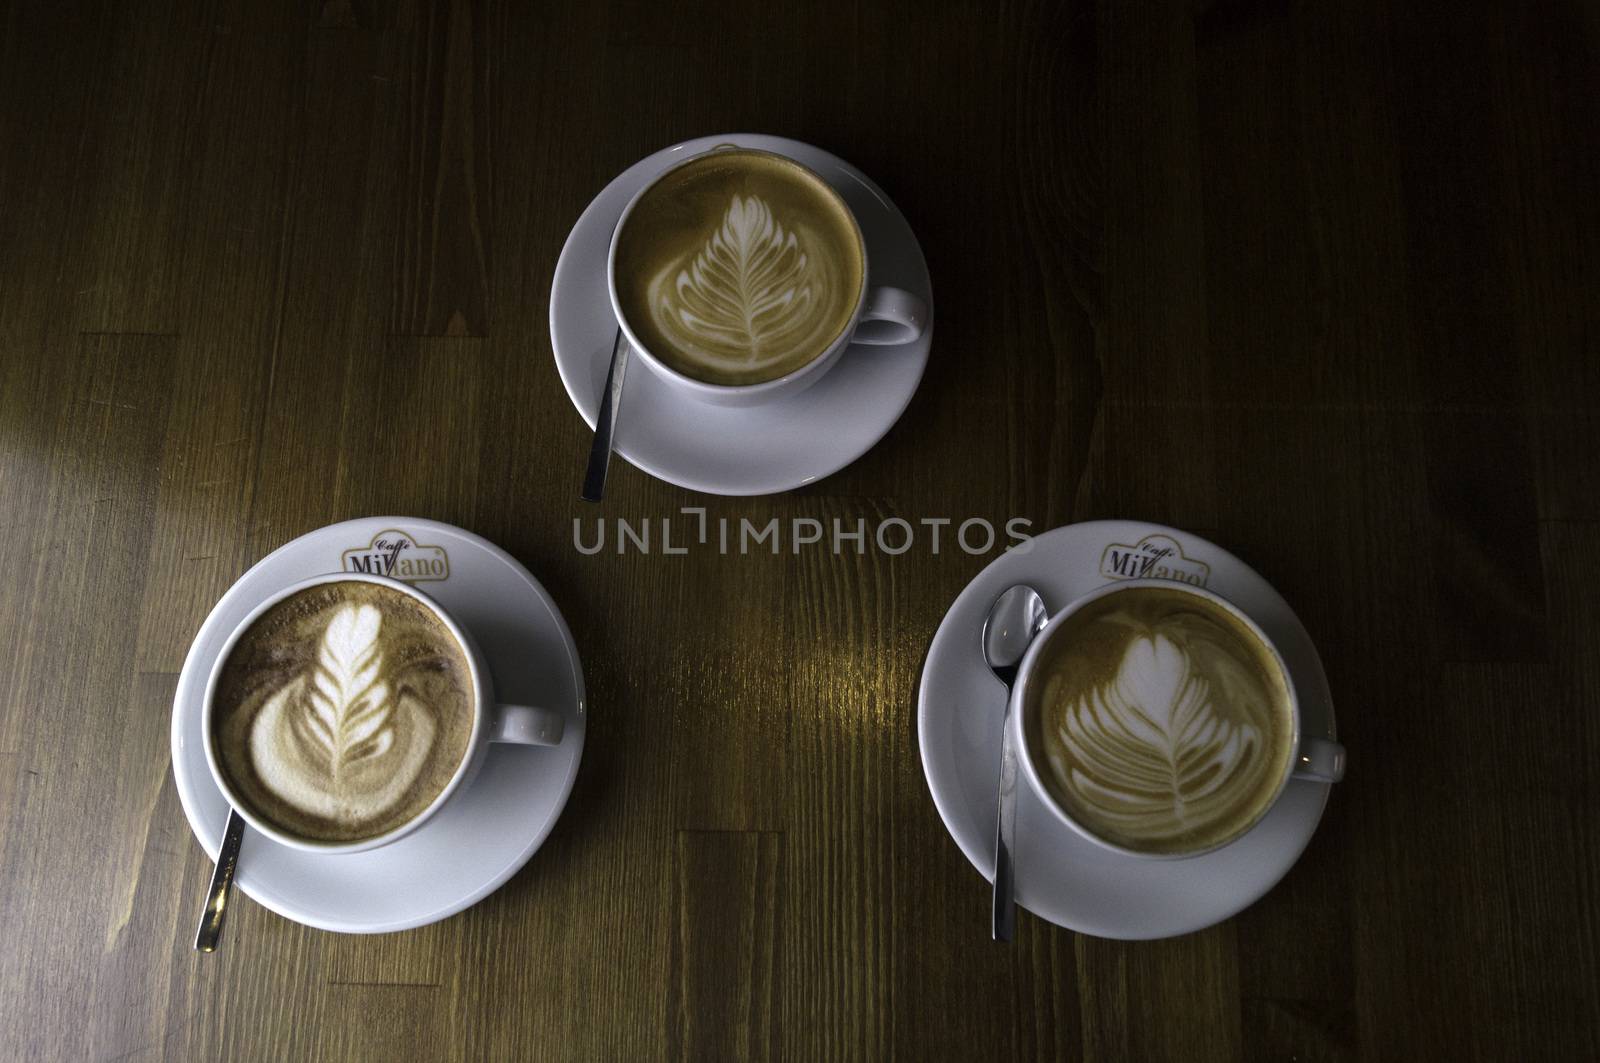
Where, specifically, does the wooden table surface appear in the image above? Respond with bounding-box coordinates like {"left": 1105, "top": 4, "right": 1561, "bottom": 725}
{"left": 3, "top": 0, "right": 1598, "bottom": 1059}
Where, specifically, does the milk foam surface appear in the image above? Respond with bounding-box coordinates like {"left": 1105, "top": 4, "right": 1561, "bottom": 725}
{"left": 1028, "top": 587, "right": 1294, "bottom": 853}
{"left": 614, "top": 150, "right": 864, "bottom": 386}
{"left": 212, "top": 582, "right": 474, "bottom": 843}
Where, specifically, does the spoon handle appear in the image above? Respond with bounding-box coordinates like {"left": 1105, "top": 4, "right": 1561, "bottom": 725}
{"left": 580, "top": 328, "right": 629, "bottom": 503}
{"left": 992, "top": 707, "right": 1019, "bottom": 942}
{"left": 194, "top": 808, "right": 246, "bottom": 953}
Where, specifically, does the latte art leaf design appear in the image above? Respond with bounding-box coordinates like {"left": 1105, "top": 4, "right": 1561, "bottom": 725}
{"left": 1054, "top": 634, "right": 1261, "bottom": 842}
{"left": 249, "top": 604, "right": 435, "bottom": 827}
{"left": 652, "top": 194, "right": 820, "bottom": 365}
{"left": 296, "top": 604, "right": 393, "bottom": 773}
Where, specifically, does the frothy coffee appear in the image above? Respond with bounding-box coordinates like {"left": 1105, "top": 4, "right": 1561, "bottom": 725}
{"left": 613, "top": 149, "right": 865, "bottom": 386}
{"left": 1023, "top": 586, "right": 1294, "bottom": 854}
{"left": 211, "top": 581, "right": 475, "bottom": 844}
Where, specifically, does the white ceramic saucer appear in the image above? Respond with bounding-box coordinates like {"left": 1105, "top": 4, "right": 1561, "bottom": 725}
{"left": 171, "top": 517, "right": 586, "bottom": 934}
{"left": 550, "top": 133, "right": 934, "bottom": 496}
{"left": 918, "top": 520, "right": 1337, "bottom": 940}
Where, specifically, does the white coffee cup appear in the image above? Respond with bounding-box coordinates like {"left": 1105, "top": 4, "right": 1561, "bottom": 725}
{"left": 201, "top": 572, "right": 565, "bottom": 855}
{"left": 607, "top": 143, "right": 928, "bottom": 407}
{"left": 1009, "top": 578, "right": 1346, "bottom": 860}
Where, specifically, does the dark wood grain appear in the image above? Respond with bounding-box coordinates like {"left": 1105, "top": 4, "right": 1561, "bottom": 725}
{"left": 2, "top": 0, "right": 1598, "bottom": 1059}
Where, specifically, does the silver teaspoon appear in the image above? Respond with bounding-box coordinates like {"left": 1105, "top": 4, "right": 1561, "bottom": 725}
{"left": 580, "top": 328, "right": 629, "bottom": 503}
{"left": 982, "top": 584, "right": 1049, "bottom": 942}
{"left": 194, "top": 808, "right": 246, "bottom": 953}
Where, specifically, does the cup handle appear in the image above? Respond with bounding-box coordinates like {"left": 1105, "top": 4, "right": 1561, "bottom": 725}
{"left": 1292, "top": 736, "right": 1345, "bottom": 782}
{"left": 490, "top": 704, "right": 565, "bottom": 746}
{"left": 851, "top": 285, "right": 927, "bottom": 346}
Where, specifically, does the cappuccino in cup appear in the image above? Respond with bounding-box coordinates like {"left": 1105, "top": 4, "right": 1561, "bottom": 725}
{"left": 607, "top": 142, "right": 928, "bottom": 407}
{"left": 209, "top": 580, "right": 476, "bottom": 845}
{"left": 1017, "top": 582, "right": 1318, "bottom": 857}
{"left": 202, "top": 571, "right": 566, "bottom": 855}
{"left": 612, "top": 148, "right": 866, "bottom": 387}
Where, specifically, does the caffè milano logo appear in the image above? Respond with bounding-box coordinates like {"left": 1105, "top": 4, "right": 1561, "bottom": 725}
{"left": 340, "top": 529, "right": 450, "bottom": 582}
{"left": 1099, "top": 533, "right": 1209, "bottom": 586}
